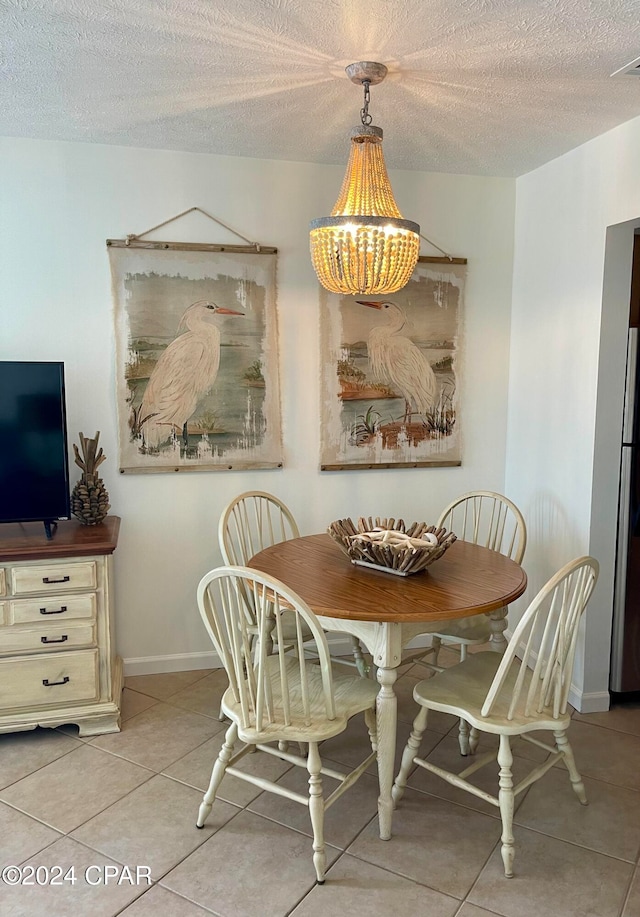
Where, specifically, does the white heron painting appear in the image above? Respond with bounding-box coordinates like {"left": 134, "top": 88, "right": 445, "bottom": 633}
{"left": 319, "top": 256, "right": 465, "bottom": 470}
{"left": 110, "top": 245, "right": 282, "bottom": 472}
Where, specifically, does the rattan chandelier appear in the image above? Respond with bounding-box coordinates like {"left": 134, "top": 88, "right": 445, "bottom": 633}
{"left": 310, "top": 61, "right": 420, "bottom": 296}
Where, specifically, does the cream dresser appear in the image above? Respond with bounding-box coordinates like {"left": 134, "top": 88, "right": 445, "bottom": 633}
{"left": 0, "top": 516, "right": 122, "bottom": 736}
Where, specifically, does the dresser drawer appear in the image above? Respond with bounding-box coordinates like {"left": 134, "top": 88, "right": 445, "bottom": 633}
{"left": 11, "top": 561, "right": 97, "bottom": 595}
{"left": 0, "top": 622, "right": 96, "bottom": 656}
{"left": 8, "top": 593, "right": 97, "bottom": 625}
{"left": 0, "top": 649, "right": 99, "bottom": 710}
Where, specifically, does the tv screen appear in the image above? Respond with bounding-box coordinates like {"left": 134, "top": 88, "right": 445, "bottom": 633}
{"left": 0, "top": 361, "right": 71, "bottom": 526}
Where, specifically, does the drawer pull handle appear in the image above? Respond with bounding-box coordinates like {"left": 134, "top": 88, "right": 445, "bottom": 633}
{"left": 42, "top": 575, "right": 70, "bottom": 584}
{"left": 42, "top": 676, "right": 70, "bottom": 687}
{"left": 41, "top": 635, "right": 68, "bottom": 644}
{"left": 39, "top": 606, "right": 67, "bottom": 615}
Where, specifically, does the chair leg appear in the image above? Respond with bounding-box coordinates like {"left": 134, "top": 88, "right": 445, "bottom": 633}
{"left": 430, "top": 636, "right": 442, "bottom": 667}
{"left": 459, "top": 643, "right": 468, "bottom": 662}
{"left": 458, "top": 718, "right": 471, "bottom": 755}
{"left": 350, "top": 636, "right": 369, "bottom": 677}
{"left": 554, "top": 729, "right": 588, "bottom": 805}
{"left": 197, "top": 721, "right": 237, "bottom": 827}
{"left": 364, "top": 705, "right": 378, "bottom": 753}
{"left": 497, "top": 734, "right": 515, "bottom": 878}
{"left": 392, "top": 706, "right": 429, "bottom": 806}
{"left": 458, "top": 717, "right": 480, "bottom": 757}
{"left": 306, "top": 741, "right": 326, "bottom": 884}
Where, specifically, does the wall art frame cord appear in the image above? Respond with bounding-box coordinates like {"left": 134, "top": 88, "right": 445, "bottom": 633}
{"left": 108, "top": 238, "right": 283, "bottom": 473}
{"left": 319, "top": 255, "right": 466, "bottom": 471}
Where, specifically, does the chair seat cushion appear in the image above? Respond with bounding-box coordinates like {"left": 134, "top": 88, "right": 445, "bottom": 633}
{"left": 413, "top": 652, "right": 570, "bottom": 735}
{"left": 223, "top": 656, "right": 379, "bottom": 743}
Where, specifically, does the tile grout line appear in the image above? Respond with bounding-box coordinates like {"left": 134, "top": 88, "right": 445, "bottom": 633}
{"left": 341, "top": 844, "right": 465, "bottom": 905}
{"left": 453, "top": 894, "right": 506, "bottom": 917}
{"left": 505, "top": 820, "right": 640, "bottom": 865}
{"left": 1, "top": 764, "right": 158, "bottom": 848}
{"left": 572, "top": 714, "right": 640, "bottom": 739}
{"left": 67, "top": 794, "right": 248, "bottom": 893}
{"left": 0, "top": 732, "right": 87, "bottom": 791}
{"left": 122, "top": 669, "right": 219, "bottom": 703}
{"left": 83, "top": 725, "right": 223, "bottom": 772}
{"left": 616, "top": 863, "right": 638, "bottom": 917}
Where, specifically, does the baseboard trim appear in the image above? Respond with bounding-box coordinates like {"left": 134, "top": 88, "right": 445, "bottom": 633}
{"left": 568, "top": 688, "right": 610, "bottom": 714}
{"left": 123, "top": 652, "right": 220, "bottom": 677}
{"left": 121, "top": 632, "right": 406, "bottom": 677}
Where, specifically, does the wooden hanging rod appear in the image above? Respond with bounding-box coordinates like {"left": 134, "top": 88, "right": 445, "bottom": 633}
{"left": 418, "top": 255, "right": 467, "bottom": 265}
{"left": 106, "top": 239, "right": 277, "bottom": 254}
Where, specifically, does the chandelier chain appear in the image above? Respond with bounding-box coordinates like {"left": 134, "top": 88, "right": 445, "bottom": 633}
{"left": 360, "top": 80, "right": 373, "bottom": 126}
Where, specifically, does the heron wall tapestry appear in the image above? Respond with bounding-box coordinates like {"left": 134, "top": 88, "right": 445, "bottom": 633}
{"left": 319, "top": 256, "right": 466, "bottom": 470}
{"left": 109, "top": 244, "right": 283, "bottom": 472}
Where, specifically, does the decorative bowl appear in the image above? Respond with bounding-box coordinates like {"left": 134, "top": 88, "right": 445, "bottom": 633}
{"left": 328, "top": 517, "right": 457, "bottom": 576}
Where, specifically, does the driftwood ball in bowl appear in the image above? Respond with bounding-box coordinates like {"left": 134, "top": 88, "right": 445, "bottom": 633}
{"left": 328, "top": 517, "right": 456, "bottom": 576}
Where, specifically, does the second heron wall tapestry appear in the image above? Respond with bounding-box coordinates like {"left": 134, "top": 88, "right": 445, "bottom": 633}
{"left": 319, "top": 256, "right": 466, "bottom": 470}
{"left": 109, "top": 243, "right": 283, "bottom": 472}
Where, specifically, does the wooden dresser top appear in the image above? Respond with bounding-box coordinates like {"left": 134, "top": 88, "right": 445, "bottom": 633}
{"left": 0, "top": 517, "right": 120, "bottom": 561}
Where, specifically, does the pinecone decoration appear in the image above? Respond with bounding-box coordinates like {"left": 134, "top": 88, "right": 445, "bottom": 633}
{"left": 71, "top": 431, "right": 111, "bottom": 525}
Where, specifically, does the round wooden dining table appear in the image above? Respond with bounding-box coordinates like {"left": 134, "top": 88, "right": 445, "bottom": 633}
{"left": 249, "top": 533, "right": 527, "bottom": 841}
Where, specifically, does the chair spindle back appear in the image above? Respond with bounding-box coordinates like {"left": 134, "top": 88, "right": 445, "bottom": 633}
{"left": 481, "top": 556, "right": 599, "bottom": 720}
{"left": 437, "top": 491, "right": 527, "bottom": 563}
{"left": 197, "top": 566, "right": 336, "bottom": 734}
{"left": 219, "top": 492, "right": 300, "bottom": 566}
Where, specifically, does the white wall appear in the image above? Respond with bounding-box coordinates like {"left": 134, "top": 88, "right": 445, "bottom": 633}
{"left": 0, "top": 136, "right": 516, "bottom": 673}
{"left": 507, "top": 114, "right": 640, "bottom": 711}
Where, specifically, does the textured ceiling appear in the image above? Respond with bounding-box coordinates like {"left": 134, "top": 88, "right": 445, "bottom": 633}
{"left": 2, "top": 0, "right": 640, "bottom": 177}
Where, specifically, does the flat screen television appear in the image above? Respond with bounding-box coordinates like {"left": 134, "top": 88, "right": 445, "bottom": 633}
{"left": 0, "top": 361, "right": 71, "bottom": 537}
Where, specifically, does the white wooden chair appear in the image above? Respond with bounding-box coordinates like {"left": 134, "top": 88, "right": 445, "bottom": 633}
{"left": 430, "top": 491, "right": 527, "bottom": 662}
{"left": 405, "top": 491, "right": 527, "bottom": 753}
{"left": 219, "top": 491, "right": 370, "bottom": 680}
{"left": 392, "top": 555, "right": 599, "bottom": 879}
{"left": 195, "top": 565, "right": 379, "bottom": 884}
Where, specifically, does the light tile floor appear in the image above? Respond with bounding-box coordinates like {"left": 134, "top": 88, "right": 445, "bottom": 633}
{"left": 1, "top": 650, "right": 640, "bottom": 917}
